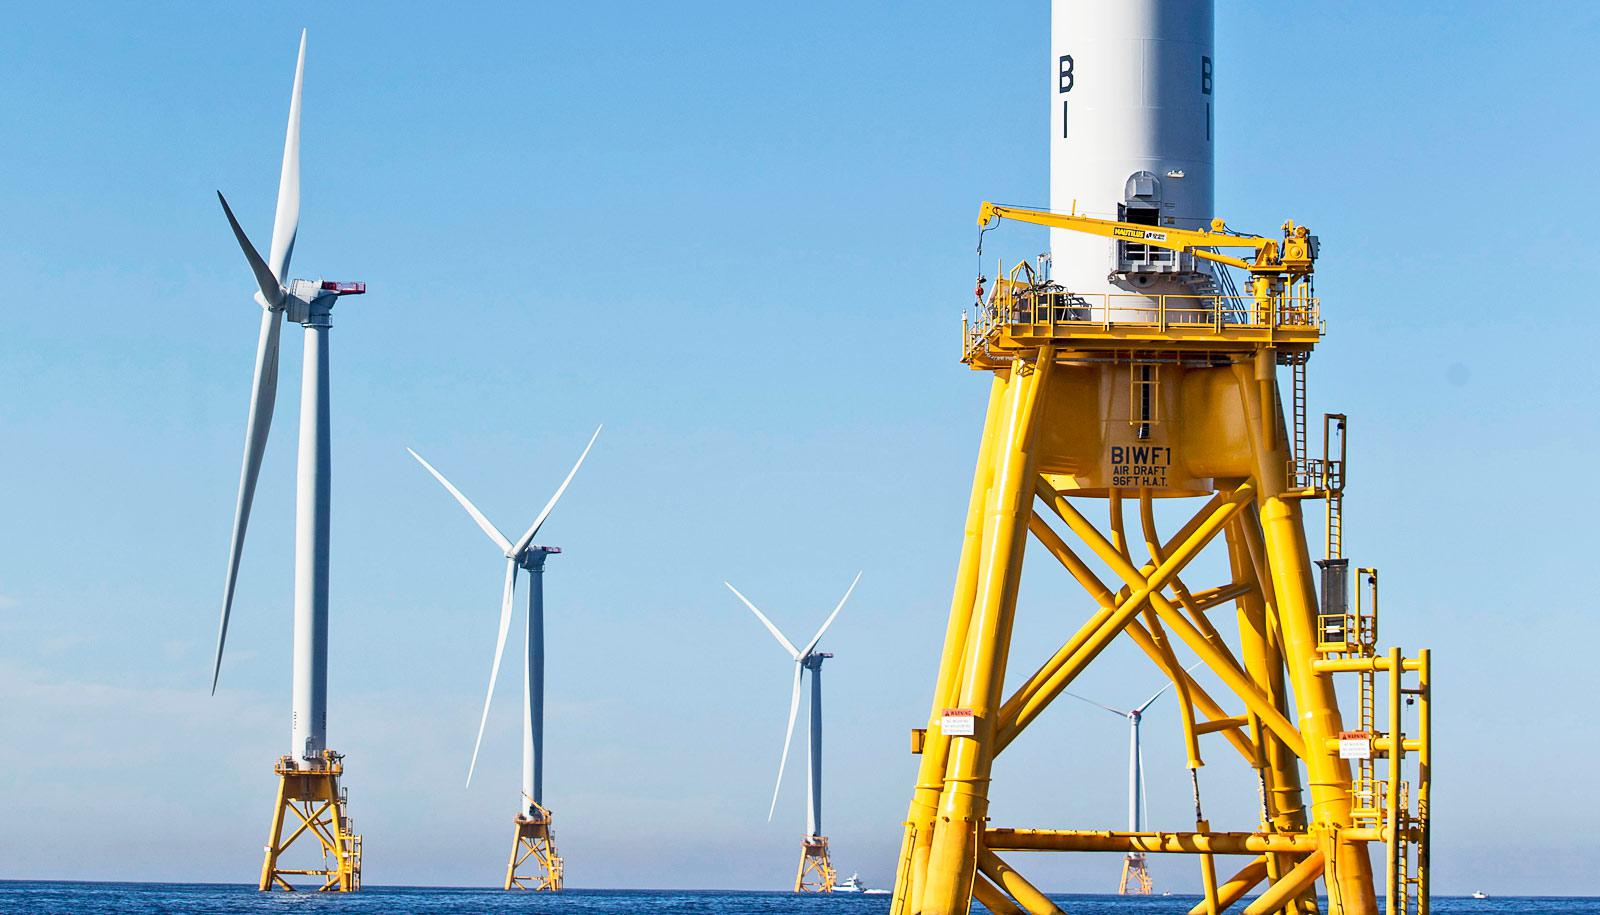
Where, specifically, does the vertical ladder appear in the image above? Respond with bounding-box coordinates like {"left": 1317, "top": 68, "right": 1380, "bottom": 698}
{"left": 1131, "top": 363, "right": 1159, "bottom": 441}
{"left": 1292, "top": 356, "right": 1309, "bottom": 479}
{"left": 1326, "top": 494, "right": 1343, "bottom": 563}
{"left": 1355, "top": 570, "right": 1378, "bottom": 817}
{"left": 1322, "top": 413, "right": 1347, "bottom": 561}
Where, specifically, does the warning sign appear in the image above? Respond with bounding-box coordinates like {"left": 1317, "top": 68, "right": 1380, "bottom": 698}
{"left": 941, "top": 708, "right": 975, "bottom": 737}
{"left": 1338, "top": 730, "right": 1372, "bottom": 760}
{"left": 1110, "top": 444, "right": 1172, "bottom": 488}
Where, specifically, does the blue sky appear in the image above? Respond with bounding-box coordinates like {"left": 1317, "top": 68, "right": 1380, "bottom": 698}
{"left": 1, "top": 0, "right": 1596, "bottom": 897}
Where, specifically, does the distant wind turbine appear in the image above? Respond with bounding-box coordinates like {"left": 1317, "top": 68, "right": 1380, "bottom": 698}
{"left": 726, "top": 572, "right": 861, "bottom": 893}
{"left": 1064, "top": 662, "right": 1200, "bottom": 896}
{"left": 407, "top": 426, "right": 601, "bottom": 891}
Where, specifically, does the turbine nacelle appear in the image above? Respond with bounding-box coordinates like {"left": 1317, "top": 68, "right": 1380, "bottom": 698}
{"left": 517, "top": 545, "right": 562, "bottom": 570}
{"left": 271, "top": 279, "right": 366, "bottom": 324}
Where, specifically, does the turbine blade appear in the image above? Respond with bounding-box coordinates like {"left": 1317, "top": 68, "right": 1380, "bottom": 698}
{"left": 1063, "top": 690, "right": 1130, "bottom": 718}
{"left": 1135, "top": 681, "right": 1177, "bottom": 714}
{"left": 798, "top": 570, "right": 861, "bottom": 658}
{"left": 725, "top": 582, "right": 800, "bottom": 658}
{"left": 467, "top": 559, "right": 518, "bottom": 786}
{"left": 510, "top": 425, "right": 603, "bottom": 557}
{"left": 211, "top": 305, "right": 284, "bottom": 693}
{"left": 218, "top": 192, "right": 284, "bottom": 306}
{"left": 768, "top": 661, "right": 804, "bottom": 821}
{"left": 1135, "top": 661, "right": 1204, "bottom": 714}
{"left": 268, "top": 30, "right": 305, "bottom": 281}
{"left": 406, "top": 448, "right": 512, "bottom": 553}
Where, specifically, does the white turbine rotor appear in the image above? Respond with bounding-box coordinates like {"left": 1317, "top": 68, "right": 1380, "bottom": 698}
{"left": 209, "top": 31, "right": 307, "bottom": 694}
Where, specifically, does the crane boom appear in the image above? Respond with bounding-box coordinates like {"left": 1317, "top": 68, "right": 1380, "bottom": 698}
{"left": 976, "top": 201, "right": 1316, "bottom": 277}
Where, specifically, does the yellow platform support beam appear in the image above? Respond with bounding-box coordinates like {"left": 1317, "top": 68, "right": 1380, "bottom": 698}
{"left": 890, "top": 214, "right": 1432, "bottom": 913}
{"left": 259, "top": 752, "right": 360, "bottom": 892}
{"left": 795, "top": 835, "right": 837, "bottom": 892}
{"left": 505, "top": 803, "right": 563, "bottom": 891}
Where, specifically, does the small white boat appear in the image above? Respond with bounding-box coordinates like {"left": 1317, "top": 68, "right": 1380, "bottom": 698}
{"left": 835, "top": 873, "right": 889, "bottom": 895}
{"left": 1472, "top": 891, "right": 1489, "bottom": 900}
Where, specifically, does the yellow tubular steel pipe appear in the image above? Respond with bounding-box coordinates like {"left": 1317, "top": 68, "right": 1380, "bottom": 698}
{"left": 1195, "top": 716, "right": 1249, "bottom": 735}
{"left": 1418, "top": 649, "right": 1431, "bottom": 915}
{"left": 1231, "top": 512, "right": 1311, "bottom": 844}
{"left": 1146, "top": 590, "right": 1306, "bottom": 757}
{"left": 1124, "top": 488, "right": 1204, "bottom": 769}
{"left": 1044, "top": 484, "right": 1307, "bottom": 760}
{"left": 893, "top": 372, "right": 1010, "bottom": 915}
{"left": 971, "top": 873, "right": 1026, "bottom": 915}
{"left": 1190, "top": 856, "right": 1271, "bottom": 915}
{"left": 977, "top": 850, "right": 1064, "bottom": 915}
{"left": 1385, "top": 647, "right": 1403, "bottom": 915}
{"left": 1122, "top": 619, "right": 1257, "bottom": 762}
{"left": 1006, "top": 514, "right": 1256, "bottom": 762}
{"left": 1140, "top": 490, "right": 1241, "bottom": 671}
{"left": 1243, "top": 851, "right": 1326, "bottom": 915}
{"left": 998, "top": 481, "right": 1256, "bottom": 747}
{"left": 1198, "top": 819, "right": 1223, "bottom": 915}
{"left": 984, "top": 829, "right": 1317, "bottom": 855}
{"left": 920, "top": 350, "right": 1055, "bottom": 915}
{"left": 1236, "top": 360, "right": 1374, "bottom": 913}
{"left": 1190, "top": 580, "right": 1255, "bottom": 611}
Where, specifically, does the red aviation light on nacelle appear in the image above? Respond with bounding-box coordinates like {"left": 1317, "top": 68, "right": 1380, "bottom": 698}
{"left": 321, "top": 281, "right": 366, "bottom": 296}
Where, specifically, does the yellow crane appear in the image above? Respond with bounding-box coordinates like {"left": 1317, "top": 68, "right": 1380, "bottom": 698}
{"left": 977, "top": 201, "right": 1317, "bottom": 314}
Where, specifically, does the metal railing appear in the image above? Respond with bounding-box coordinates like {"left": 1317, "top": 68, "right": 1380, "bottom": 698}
{"left": 964, "top": 286, "right": 1321, "bottom": 353}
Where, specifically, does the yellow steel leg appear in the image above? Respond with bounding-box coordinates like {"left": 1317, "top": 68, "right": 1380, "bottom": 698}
{"left": 1240, "top": 362, "right": 1375, "bottom": 914}
{"left": 919, "top": 350, "right": 1054, "bottom": 915}
{"left": 258, "top": 770, "right": 290, "bottom": 891}
{"left": 893, "top": 374, "right": 1010, "bottom": 915}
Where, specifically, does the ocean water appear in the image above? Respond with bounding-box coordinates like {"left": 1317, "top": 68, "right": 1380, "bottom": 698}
{"left": 0, "top": 884, "right": 1590, "bottom": 915}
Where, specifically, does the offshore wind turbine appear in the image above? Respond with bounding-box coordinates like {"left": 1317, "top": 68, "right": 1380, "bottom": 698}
{"left": 407, "top": 426, "right": 601, "bottom": 892}
{"left": 208, "top": 29, "right": 368, "bottom": 893}
{"left": 1065, "top": 667, "right": 1196, "bottom": 897}
{"left": 725, "top": 572, "right": 861, "bottom": 893}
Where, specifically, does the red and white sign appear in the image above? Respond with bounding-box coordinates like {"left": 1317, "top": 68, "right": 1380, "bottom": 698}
{"left": 1338, "top": 730, "right": 1372, "bottom": 760}
{"left": 941, "top": 708, "right": 975, "bottom": 737}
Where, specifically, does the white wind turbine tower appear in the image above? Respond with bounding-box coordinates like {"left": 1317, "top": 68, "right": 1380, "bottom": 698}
{"left": 407, "top": 426, "right": 601, "bottom": 892}
{"left": 725, "top": 572, "right": 862, "bottom": 893}
{"left": 1065, "top": 664, "right": 1198, "bottom": 897}
{"left": 208, "top": 29, "right": 368, "bottom": 893}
